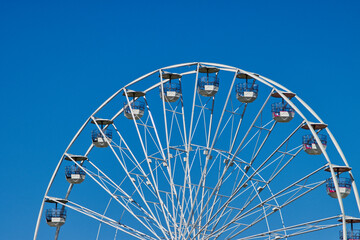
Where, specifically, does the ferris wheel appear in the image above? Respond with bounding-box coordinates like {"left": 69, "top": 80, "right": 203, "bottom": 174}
{"left": 34, "top": 62, "right": 360, "bottom": 240}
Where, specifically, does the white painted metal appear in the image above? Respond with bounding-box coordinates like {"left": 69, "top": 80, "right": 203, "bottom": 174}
{"left": 34, "top": 62, "right": 359, "bottom": 240}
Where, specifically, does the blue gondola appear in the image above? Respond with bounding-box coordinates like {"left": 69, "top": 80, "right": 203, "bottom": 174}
{"left": 124, "top": 99, "right": 145, "bottom": 120}
{"left": 340, "top": 230, "right": 360, "bottom": 240}
{"left": 46, "top": 208, "right": 66, "bottom": 227}
{"left": 302, "top": 134, "right": 327, "bottom": 155}
{"left": 326, "top": 177, "right": 352, "bottom": 199}
{"left": 65, "top": 165, "right": 86, "bottom": 184}
{"left": 271, "top": 102, "right": 295, "bottom": 122}
{"left": 236, "top": 82, "right": 259, "bottom": 103}
{"left": 160, "top": 81, "right": 182, "bottom": 102}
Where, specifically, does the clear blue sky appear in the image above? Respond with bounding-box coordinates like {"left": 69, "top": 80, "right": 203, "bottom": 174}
{"left": 1, "top": 0, "right": 360, "bottom": 239}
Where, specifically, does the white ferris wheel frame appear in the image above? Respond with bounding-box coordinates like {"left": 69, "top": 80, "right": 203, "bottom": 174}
{"left": 33, "top": 62, "right": 360, "bottom": 240}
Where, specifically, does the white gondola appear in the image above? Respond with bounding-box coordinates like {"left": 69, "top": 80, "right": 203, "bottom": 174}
{"left": 65, "top": 165, "right": 86, "bottom": 184}
{"left": 64, "top": 154, "right": 87, "bottom": 184}
{"left": 325, "top": 165, "right": 352, "bottom": 199}
{"left": 272, "top": 103, "right": 295, "bottom": 122}
{"left": 46, "top": 209, "right": 66, "bottom": 227}
{"left": 160, "top": 71, "right": 182, "bottom": 102}
{"left": 198, "top": 66, "right": 220, "bottom": 97}
{"left": 301, "top": 123, "right": 328, "bottom": 155}
{"left": 236, "top": 73, "right": 259, "bottom": 103}
{"left": 45, "top": 198, "right": 68, "bottom": 227}
{"left": 91, "top": 118, "right": 113, "bottom": 148}
{"left": 271, "top": 92, "right": 296, "bottom": 122}
{"left": 123, "top": 90, "right": 146, "bottom": 120}
{"left": 302, "top": 134, "right": 327, "bottom": 155}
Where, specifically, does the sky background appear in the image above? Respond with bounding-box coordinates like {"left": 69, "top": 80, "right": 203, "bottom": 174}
{"left": 1, "top": 0, "right": 360, "bottom": 239}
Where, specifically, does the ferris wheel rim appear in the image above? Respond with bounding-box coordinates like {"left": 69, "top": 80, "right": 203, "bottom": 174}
{"left": 34, "top": 62, "right": 359, "bottom": 240}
